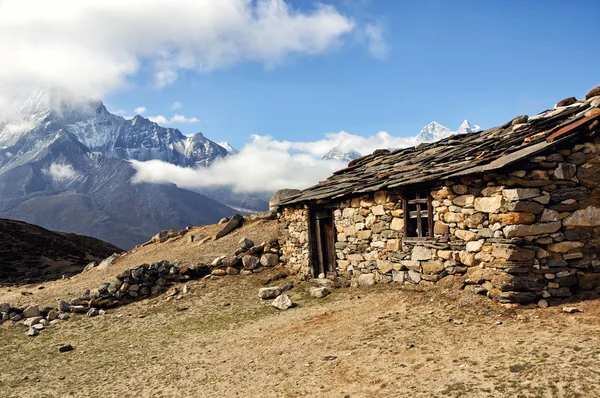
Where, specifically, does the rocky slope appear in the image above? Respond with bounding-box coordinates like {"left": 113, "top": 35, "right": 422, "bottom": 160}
{"left": 0, "top": 218, "right": 121, "bottom": 284}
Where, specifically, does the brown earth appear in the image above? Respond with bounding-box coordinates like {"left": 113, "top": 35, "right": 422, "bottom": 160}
{"left": 0, "top": 218, "right": 122, "bottom": 285}
{"left": 2, "top": 219, "right": 600, "bottom": 397}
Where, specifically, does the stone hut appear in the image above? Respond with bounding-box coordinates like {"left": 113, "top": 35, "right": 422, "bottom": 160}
{"left": 275, "top": 86, "right": 600, "bottom": 303}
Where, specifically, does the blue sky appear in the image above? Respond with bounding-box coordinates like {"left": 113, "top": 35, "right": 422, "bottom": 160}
{"left": 103, "top": 0, "right": 600, "bottom": 148}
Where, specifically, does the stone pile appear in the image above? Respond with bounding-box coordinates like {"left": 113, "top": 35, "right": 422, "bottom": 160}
{"left": 209, "top": 238, "right": 280, "bottom": 278}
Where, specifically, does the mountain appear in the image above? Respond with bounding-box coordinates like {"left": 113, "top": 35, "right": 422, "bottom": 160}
{"left": 217, "top": 141, "right": 239, "bottom": 155}
{"left": 322, "top": 147, "right": 362, "bottom": 162}
{"left": 456, "top": 120, "right": 482, "bottom": 134}
{"left": 0, "top": 93, "right": 235, "bottom": 249}
{"left": 416, "top": 120, "right": 481, "bottom": 143}
{"left": 415, "top": 122, "right": 455, "bottom": 143}
{"left": 0, "top": 218, "right": 122, "bottom": 284}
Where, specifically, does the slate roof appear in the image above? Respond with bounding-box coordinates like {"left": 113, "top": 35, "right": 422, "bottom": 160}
{"left": 281, "top": 91, "right": 600, "bottom": 206}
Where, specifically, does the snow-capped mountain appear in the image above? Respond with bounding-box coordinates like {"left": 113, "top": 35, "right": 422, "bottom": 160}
{"left": 456, "top": 120, "right": 482, "bottom": 134}
{"left": 416, "top": 120, "right": 482, "bottom": 143}
{"left": 0, "top": 92, "right": 228, "bottom": 167}
{"left": 416, "top": 122, "right": 454, "bottom": 143}
{"left": 322, "top": 147, "right": 362, "bottom": 162}
{"left": 217, "top": 141, "right": 239, "bottom": 155}
{"left": 0, "top": 93, "right": 236, "bottom": 248}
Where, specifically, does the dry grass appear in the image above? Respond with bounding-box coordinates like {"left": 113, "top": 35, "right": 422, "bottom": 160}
{"left": 0, "top": 219, "right": 278, "bottom": 308}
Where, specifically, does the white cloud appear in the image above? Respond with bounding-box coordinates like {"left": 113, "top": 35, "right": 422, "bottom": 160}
{"left": 134, "top": 106, "right": 147, "bottom": 115}
{"left": 172, "top": 102, "right": 183, "bottom": 110}
{"left": 130, "top": 130, "right": 418, "bottom": 194}
{"left": 110, "top": 109, "right": 127, "bottom": 116}
{"left": 147, "top": 114, "right": 200, "bottom": 125}
{"left": 364, "top": 23, "right": 389, "bottom": 60}
{"left": 0, "top": 0, "right": 359, "bottom": 107}
{"left": 45, "top": 162, "right": 78, "bottom": 180}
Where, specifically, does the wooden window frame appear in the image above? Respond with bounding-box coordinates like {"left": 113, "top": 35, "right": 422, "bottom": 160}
{"left": 402, "top": 190, "right": 434, "bottom": 242}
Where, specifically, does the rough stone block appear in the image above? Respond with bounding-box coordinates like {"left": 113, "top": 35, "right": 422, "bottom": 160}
{"left": 455, "top": 229, "right": 477, "bottom": 242}
{"left": 474, "top": 196, "right": 506, "bottom": 213}
{"left": 502, "top": 188, "right": 541, "bottom": 201}
{"left": 410, "top": 246, "right": 432, "bottom": 261}
{"left": 503, "top": 221, "right": 562, "bottom": 238}
{"left": 489, "top": 212, "right": 536, "bottom": 225}
{"left": 563, "top": 206, "right": 600, "bottom": 227}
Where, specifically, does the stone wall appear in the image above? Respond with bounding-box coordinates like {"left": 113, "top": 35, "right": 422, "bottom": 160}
{"left": 278, "top": 137, "right": 600, "bottom": 303}
{"left": 278, "top": 207, "right": 310, "bottom": 276}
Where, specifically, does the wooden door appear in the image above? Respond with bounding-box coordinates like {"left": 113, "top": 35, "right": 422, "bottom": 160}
{"left": 310, "top": 209, "right": 336, "bottom": 278}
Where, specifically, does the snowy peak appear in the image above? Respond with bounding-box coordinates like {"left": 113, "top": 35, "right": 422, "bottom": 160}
{"left": 322, "top": 147, "right": 362, "bottom": 162}
{"left": 456, "top": 120, "right": 482, "bottom": 134}
{"left": 416, "top": 122, "right": 454, "bottom": 143}
{"left": 416, "top": 120, "right": 482, "bottom": 143}
{"left": 217, "top": 141, "right": 239, "bottom": 155}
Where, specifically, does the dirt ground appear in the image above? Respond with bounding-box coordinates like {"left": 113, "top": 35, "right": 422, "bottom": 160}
{"left": 2, "top": 273, "right": 600, "bottom": 398}
{"left": 2, "top": 218, "right": 600, "bottom": 397}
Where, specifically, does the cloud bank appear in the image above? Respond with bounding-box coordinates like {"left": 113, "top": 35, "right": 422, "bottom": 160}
{"left": 130, "top": 130, "right": 418, "bottom": 194}
{"left": 0, "top": 0, "right": 361, "bottom": 107}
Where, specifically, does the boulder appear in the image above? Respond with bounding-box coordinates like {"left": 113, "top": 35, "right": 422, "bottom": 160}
{"left": 269, "top": 189, "right": 301, "bottom": 210}
{"left": 260, "top": 253, "right": 279, "bottom": 267}
{"left": 309, "top": 287, "right": 331, "bottom": 299}
{"left": 97, "top": 254, "right": 119, "bottom": 270}
{"left": 86, "top": 308, "right": 99, "bottom": 317}
{"left": 221, "top": 256, "right": 239, "bottom": 268}
{"left": 357, "top": 273, "right": 376, "bottom": 286}
{"left": 82, "top": 261, "right": 97, "bottom": 272}
{"left": 0, "top": 303, "right": 10, "bottom": 313}
{"left": 503, "top": 222, "right": 562, "bottom": 238}
{"left": 239, "top": 238, "right": 254, "bottom": 250}
{"left": 23, "top": 305, "right": 41, "bottom": 318}
{"left": 272, "top": 294, "right": 293, "bottom": 310}
{"left": 585, "top": 85, "right": 600, "bottom": 100}
{"left": 57, "top": 300, "right": 71, "bottom": 312}
{"left": 23, "top": 316, "right": 43, "bottom": 327}
{"left": 215, "top": 214, "right": 244, "bottom": 240}
{"left": 226, "top": 267, "right": 240, "bottom": 275}
{"left": 258, "top": 287, "right": 282, "bottom": 299}
{"left": 152, "top": 229, "right": 185, "bottom": 243}
{"left": 556, "top": 97, "right": 577, "bottom": 107}
{"left": 242, "top": 255, "right": 260, "bottom": 270}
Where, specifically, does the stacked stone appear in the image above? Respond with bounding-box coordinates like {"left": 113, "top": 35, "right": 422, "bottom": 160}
{"left": 209, "top": 238, "right": 280, "bottom": 277}
{"left": 277, "top": 136, "right": 600, "bottom": 303}
{"left": 333, "top": 192, "right": 404, "bottom": 281}
{"left": 278, "top": 207, "right": 310, "bottom": 275}
{"left": 0, "top": 260, "right": 187, "bottom": 333}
